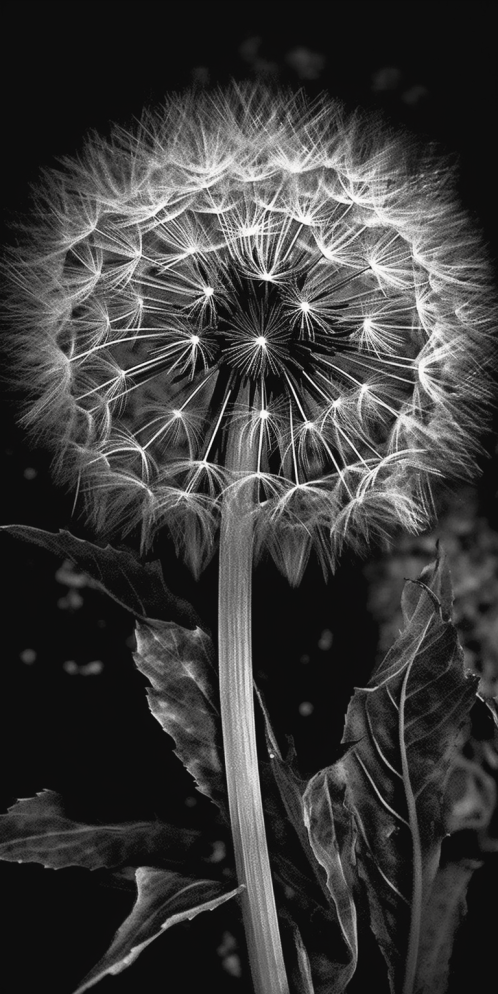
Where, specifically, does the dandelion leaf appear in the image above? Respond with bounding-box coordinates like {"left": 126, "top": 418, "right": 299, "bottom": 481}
{"left": 338, "top": 552, "right": 478, "bottom": 994}
{"left": 0, "top": 524, "right": 200, "bottom": 626}
{"left": 133, "top": 620, "right": 227, "bottom": 819}
{"left": 255, "top": 688, "right": 358, "bottom": 993}
{"left": 302, "top": 766, "right": 358, "bottom": 992}
{"left": 71, "top": 866, "right": 242, "bottom": 994}
{"left": 0, "top": 789, "right": 202, "bottom": 871}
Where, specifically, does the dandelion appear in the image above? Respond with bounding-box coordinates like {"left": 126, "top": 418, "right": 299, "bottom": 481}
{"left": 4, "top": 84, "right": 495, "bottom": 583}
{"left": 3, "top": 84, "right": 496, "bottom": 994}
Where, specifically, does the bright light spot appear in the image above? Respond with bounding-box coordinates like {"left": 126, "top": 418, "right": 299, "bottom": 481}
{"left": 299, "top": 701, "right": 314, "bottom": 716}
{"left": 363, "top": 317, "right": 373, "bottom": 333}
{"left": 20, "top": 648, "right": 37, "bottom": 665}
{"left": 240, "top": 225, "right": 260, "bottom": 237}
{"left": 255, "top": 336, "right": 267, "bottom": 348}
{"left": 300, "top": 301, "right": 311, "bottom": 313}
{"left": 318, "top": 628, "right": 333, "bottom": 650}
{"left": 259, "top": 409, "right": 269, "bottom": 420}
{"left": 190, "top": 335, "right": 200, "bottom": 345}
{"left": 360, "top": 383, "right": 369, "bottom": 396}
{"left": 208, "top": 840, "right": 226, "bottom": 863}
{"left": 63, "top": 659, "right": 104, "bottom": 676}
{"left": 172, "top": 409, "right": 183, "bottom": 419}
{"left": 203, "top": 286, "right": 214, "bottom": 297}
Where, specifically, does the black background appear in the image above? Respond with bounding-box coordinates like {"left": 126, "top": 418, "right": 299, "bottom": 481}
{"left": 1, "top": 3, "right": 497, "bottom": 993}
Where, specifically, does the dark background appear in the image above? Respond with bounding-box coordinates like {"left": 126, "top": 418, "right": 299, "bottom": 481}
{"left": 1, "top": 3, "right": 497, "bottom": 993}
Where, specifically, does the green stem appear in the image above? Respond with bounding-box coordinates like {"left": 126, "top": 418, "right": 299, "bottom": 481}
{"left": 218, "top": 484, "right": 290, "bottom": 994}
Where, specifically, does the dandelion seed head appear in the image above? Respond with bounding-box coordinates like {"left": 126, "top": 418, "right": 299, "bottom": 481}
{"left": 3, "top": 84, "right": 497, "bottom": 581}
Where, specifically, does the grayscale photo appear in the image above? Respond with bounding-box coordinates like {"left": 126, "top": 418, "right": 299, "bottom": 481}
{"left": 1, "top": 4, "right": 497, "bottom": 993}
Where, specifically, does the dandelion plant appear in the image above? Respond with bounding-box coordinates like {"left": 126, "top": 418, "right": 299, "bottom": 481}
{"left": 2, "top": 84, "right": 497, "bottom": 994}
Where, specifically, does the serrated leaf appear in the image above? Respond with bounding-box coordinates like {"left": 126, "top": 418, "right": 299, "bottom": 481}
{"left": 0, "top": 524, "right": 200, "bottom": 626}
{"left": 338, "top": 553, "right": 478, "bottom": 994}
{"left": 0, "top": 790, "right": 201, "bottom": 870}
{"left": 133, "top": 620, "right": 227, "bottom": 819}
{"left": 71, "top": 866, "right": 243, "bottom": 994}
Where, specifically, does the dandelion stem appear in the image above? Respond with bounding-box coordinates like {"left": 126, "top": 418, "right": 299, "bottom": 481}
{"left": 218, "top": 438, "right": 290, "bottom": 994}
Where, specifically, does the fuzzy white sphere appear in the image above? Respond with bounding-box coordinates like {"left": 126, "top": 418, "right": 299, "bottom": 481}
{"left": 4, "top": 85, "right": 496, "bottom": 581}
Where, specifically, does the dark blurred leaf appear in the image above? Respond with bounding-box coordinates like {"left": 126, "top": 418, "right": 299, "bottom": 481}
{"left": 71, "top": 866, "right": 242, "bottom": 994}
{"left": 338, "top": 553, "right": 478, "bottom": 994}
{"left": 415, "top": 858, "right": 482, "bottom": 994}
{"left": 0, "top": 790, "right": 202, "bottom": 870}
{"left": 133, "top": 620, "right": 228, "bottom": 820}
{"left": 0, "top": 524, "right": 200, "bottom": 627}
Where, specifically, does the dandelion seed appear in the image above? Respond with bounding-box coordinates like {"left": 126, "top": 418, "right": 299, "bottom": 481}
{"left": 3, "top": 84, "right": 496, "bottom": 581}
